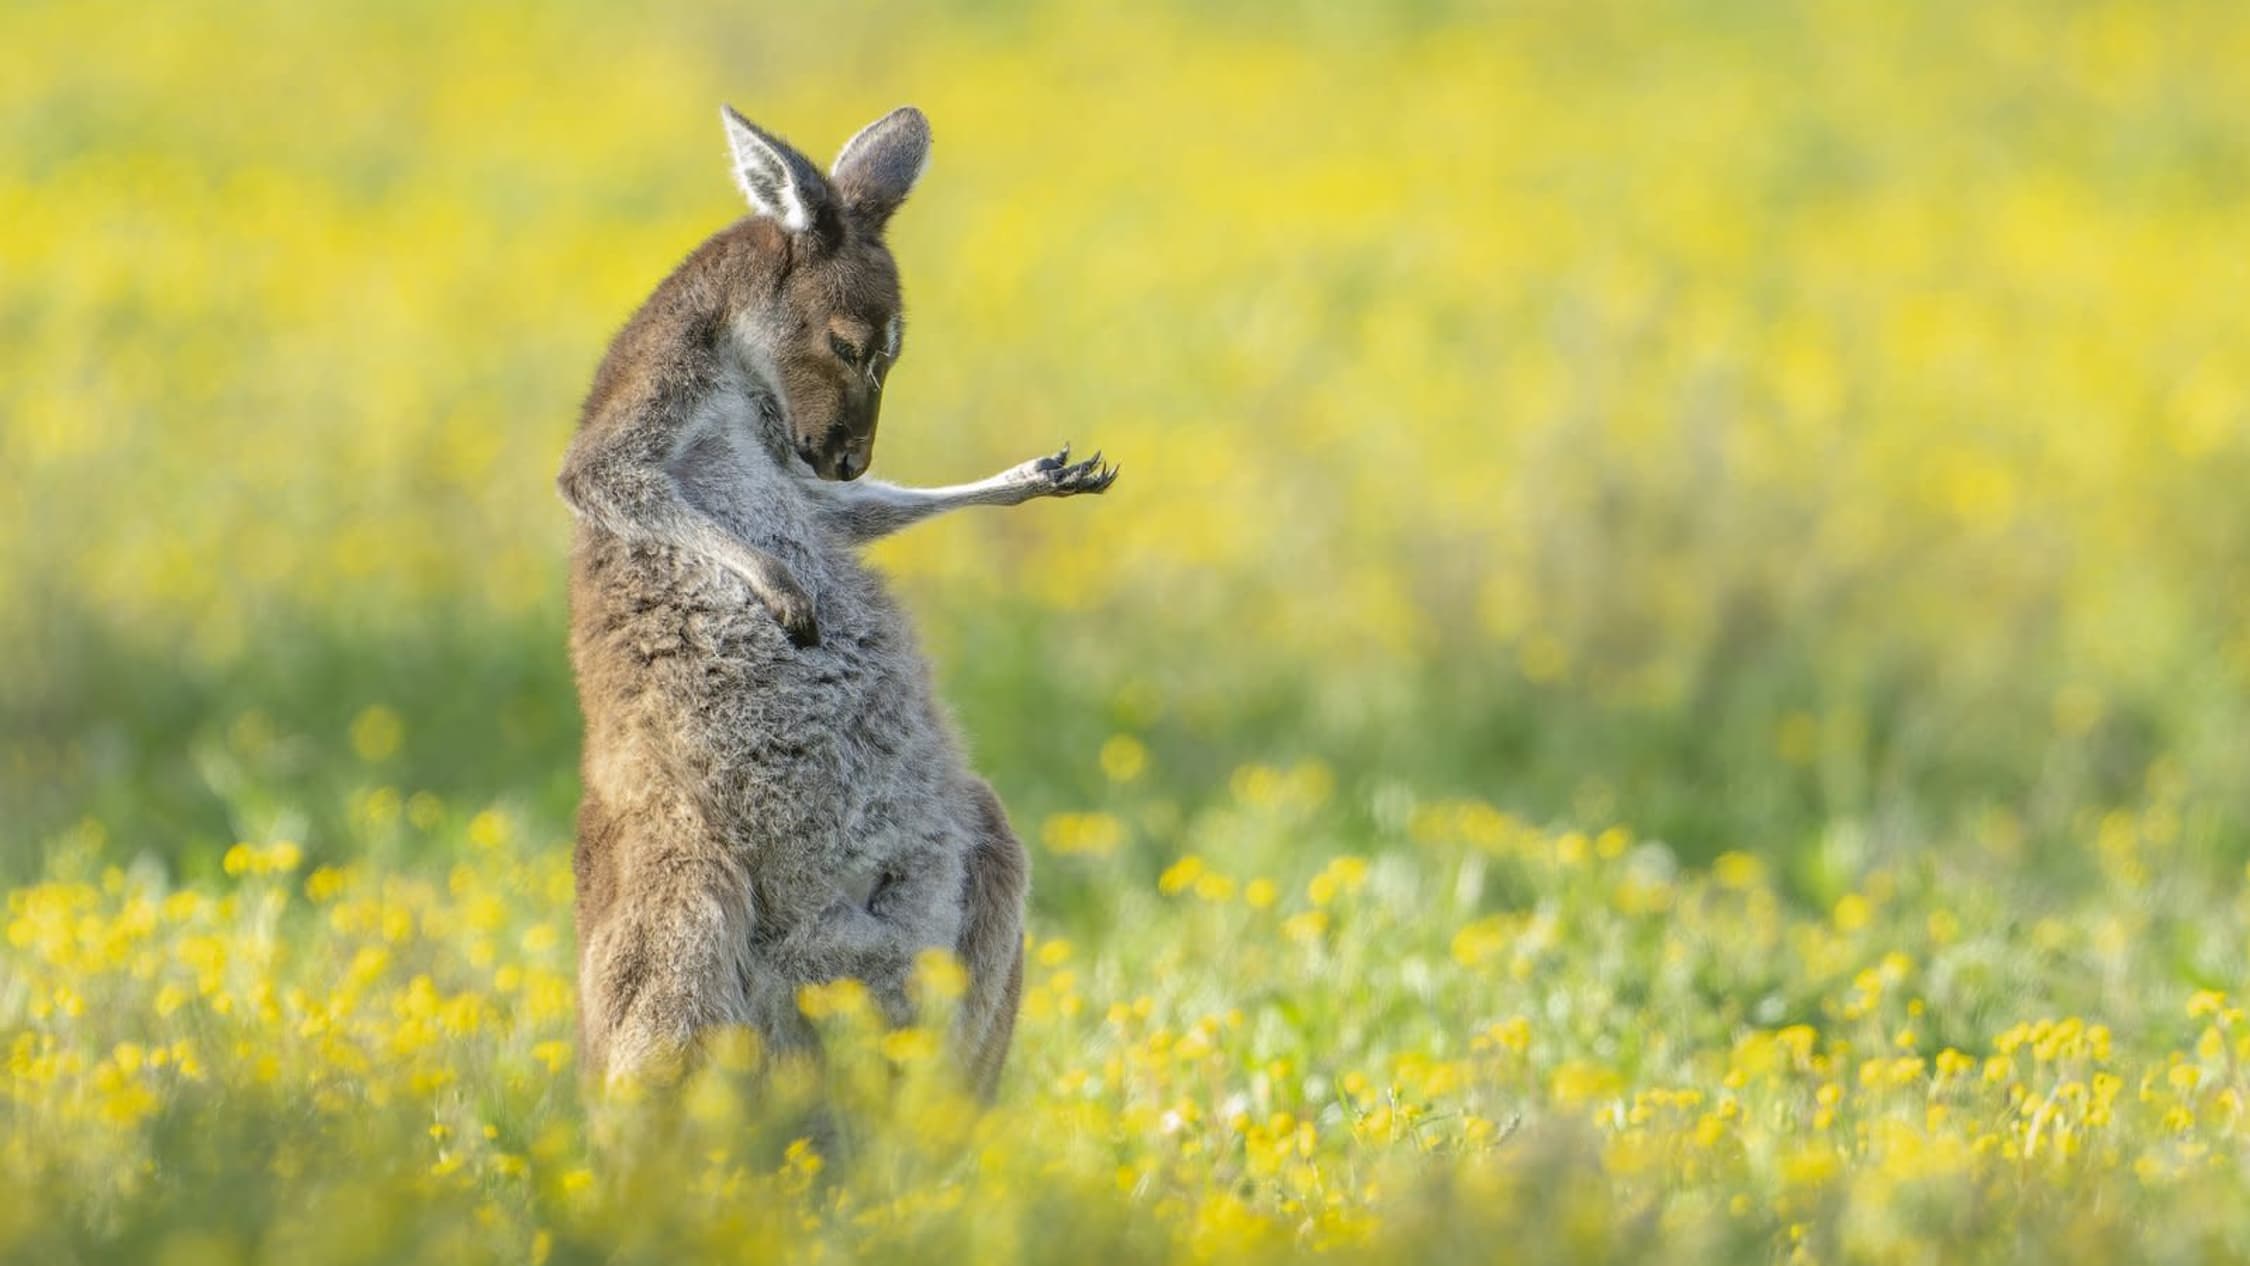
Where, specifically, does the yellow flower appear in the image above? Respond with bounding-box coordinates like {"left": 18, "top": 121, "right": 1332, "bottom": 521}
{"left": 913, "top": 949, "right": 970, "bottom": 1002}
{"left": 1193, "top": 873, "right": 1237, "bottom": 903}
{"left": 796, "top": 979, "right": 871, "bottom": 1021}
{"left": 1832, "top": 894, "right": 1873, "bottom": 933}
{"left": 1042, "top": 812, "right": 1127, "bottom": 858}
{"left": 879, "top": 1027, "right": 942, "bottom": 1064}
{"left": 350, "top": 706, "right": 404, "bottom": 762}
{"left": 1712, "top": 852, "right": 1765, "bottom": 891}
{"left": 468, "top": 810, "right": 511, "bottom": 851}
{"left": 1450, "top": 916, "right": 1512, "bottom": 968}
{"left": 1780, "top": 1146, "right": 1841, "bottom": 1188}
{"left": 1550, "top": 1060, "right": 1622, "bottom": 1107}
{"left": 1157, "top": 855, "right": 1206, "bottom": 895}
{"left": 1307, "top": 857, "right": 1369, "bottom": 907}
{"left": 1098, "top": 734, "right": 1148, "bottom": 783}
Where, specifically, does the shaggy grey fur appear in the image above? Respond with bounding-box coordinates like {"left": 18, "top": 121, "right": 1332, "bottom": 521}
{"left": 558, "top": 105, "right": 1113, "bottom": 1097}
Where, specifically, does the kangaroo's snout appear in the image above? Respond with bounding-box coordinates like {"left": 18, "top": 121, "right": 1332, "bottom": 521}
{"left": 799, "top": 430, "right": 873, "bottom": 482}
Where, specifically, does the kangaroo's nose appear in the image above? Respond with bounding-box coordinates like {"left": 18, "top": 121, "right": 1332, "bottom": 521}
{"left": 834, "top": 450, "right": 863, "bottom": 481}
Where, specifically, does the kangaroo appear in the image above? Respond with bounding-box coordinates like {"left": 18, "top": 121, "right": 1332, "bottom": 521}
{"left": 558, "top": 104, "right": 1115, "bottom": 1096}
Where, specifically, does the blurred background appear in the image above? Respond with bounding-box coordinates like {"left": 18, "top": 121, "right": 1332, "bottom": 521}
{"left": 5, "top": 0, "right": 2248, "bottom": 910}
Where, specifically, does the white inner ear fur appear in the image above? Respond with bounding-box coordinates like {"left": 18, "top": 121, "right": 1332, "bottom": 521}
{"left": 721, "top": 109, "right": 812, "bottom": 233}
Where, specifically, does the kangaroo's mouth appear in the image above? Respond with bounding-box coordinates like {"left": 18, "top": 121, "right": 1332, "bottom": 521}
{"left": 796, "top": 442, "right": 866, "bottom": 482}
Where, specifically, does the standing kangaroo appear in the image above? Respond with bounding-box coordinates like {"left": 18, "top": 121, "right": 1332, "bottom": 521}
{"left": 559, "top": 104, "right": 1115, "bottom": 1096}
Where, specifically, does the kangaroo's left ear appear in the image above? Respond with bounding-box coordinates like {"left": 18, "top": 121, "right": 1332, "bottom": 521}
{"left": 830, "top": 106, "right": 931, "bottom": 234}
{"left": 721, "top": 105, "right": 832, "bottom": 236}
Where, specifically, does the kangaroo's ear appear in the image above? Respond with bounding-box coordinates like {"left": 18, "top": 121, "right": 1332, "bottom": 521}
{"left": 830, "top": 106, "right": 931, "bottom": 234}
{"left": 721, "top": 105, "right": 831, "bottom": 235}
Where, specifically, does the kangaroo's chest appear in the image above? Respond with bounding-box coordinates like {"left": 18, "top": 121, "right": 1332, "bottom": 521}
{"left": 663, "top": 558, "right": 956, "bottom": 929}
{"left": 671, "top": 393, "right": 811, "bottom": 545}
{"left": 744, "top": 638, "right": 951, "bottom": 875}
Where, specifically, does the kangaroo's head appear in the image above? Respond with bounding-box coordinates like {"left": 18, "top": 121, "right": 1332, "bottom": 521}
{"left": 721, "top": 105, "right": 929, "bottom": 482}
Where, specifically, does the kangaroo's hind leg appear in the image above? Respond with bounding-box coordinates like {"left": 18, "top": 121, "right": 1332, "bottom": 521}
{"left": 576, "top": 803, "right": 759, "bottom": 1086}
{"left": 954, "top": 779, "right": 1029, "bottom": 1100}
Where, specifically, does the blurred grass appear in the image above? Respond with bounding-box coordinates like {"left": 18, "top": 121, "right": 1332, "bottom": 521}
{"left": 6, "top": 0, "right": 2250, "bottom": 892}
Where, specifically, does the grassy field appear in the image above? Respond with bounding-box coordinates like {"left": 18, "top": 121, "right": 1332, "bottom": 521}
{"left": 7, "top": 0, "right": 2250, "bottom": 1260}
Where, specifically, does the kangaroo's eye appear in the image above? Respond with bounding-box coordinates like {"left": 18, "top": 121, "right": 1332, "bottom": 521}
{"left": 828, "top": 333, "right": 864, "bottom": 366}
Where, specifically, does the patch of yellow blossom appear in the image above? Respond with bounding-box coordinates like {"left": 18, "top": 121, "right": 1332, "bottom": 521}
{"left": 10, "top": 794, "right": 2250, "bottom": 1260}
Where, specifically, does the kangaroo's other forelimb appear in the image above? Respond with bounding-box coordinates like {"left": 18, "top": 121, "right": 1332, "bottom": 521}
{"left": 558, "top": 403, "right": 820, "bottom": 645}
{"left": 818, "top": 444, "right": 1118, "bottom": 544}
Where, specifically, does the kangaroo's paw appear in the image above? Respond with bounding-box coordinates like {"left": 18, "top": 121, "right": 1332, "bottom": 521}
{"left": 753, "top": 570, "right": 820, "bottom": 648}
{"left": 1020, "top": 444, "right": 1119, "bottom": 497}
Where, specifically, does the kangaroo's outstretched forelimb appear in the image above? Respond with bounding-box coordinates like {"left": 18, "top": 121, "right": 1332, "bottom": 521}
{"left": 815, "top": 444, "right": 1117, "bottom": 544}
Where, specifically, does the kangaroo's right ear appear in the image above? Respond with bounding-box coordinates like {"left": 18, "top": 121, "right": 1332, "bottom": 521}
{"left": 720, "top": 105, "right": 831, "bottom": 236}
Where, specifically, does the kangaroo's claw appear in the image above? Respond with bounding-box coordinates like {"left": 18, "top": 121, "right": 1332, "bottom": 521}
{"left": 1043, "top": 449, "right": 1116, "bottom": 496}
{"left": 758, "top": 574, "right": 821, "bottom": 648}
{"left": 1010, "top": 443, "right": 1118, "bottom": 497}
